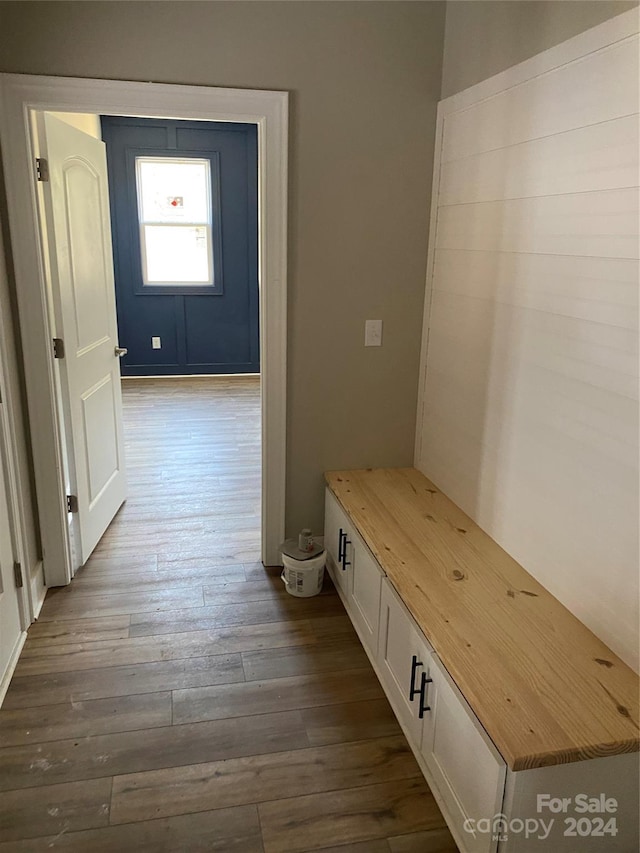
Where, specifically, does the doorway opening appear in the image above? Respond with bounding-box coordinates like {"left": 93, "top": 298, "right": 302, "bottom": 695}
{"left": 101, "top": 115, "right": 259, "bottom": 378}
{"left": 0, "top": 75, "right": 288, "bottom": 592}
{"left": 40, "top": 110, "right": 262, "bottom": 578}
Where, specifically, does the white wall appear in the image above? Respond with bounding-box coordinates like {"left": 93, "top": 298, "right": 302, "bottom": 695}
{"left": 417, "top": 14, "right": 639, "bottom": 670}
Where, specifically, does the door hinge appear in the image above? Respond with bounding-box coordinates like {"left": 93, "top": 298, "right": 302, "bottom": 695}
{"left": 36, "top": 157, "right": 49, "bottom": 182}
{"left": 66, "top": 494, "right": 78, "bottom": 514}
{"left": 53, "top": 338, "right": 65, "bottom": 359}
{"left": 13, "top": 562, "right": 23, "bottom": 589}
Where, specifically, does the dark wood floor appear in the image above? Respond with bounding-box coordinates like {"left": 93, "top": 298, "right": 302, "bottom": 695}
{"left": 0, "top": 378, "right": 456, "bottom": 852}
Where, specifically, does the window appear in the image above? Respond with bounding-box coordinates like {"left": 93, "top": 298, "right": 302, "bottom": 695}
{"left": 135, "top": 157, "right": 214, "bottom": 286}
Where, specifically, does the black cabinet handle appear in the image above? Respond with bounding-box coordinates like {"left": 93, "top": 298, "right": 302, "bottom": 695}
{"left": 342, "top": 534, "right": 351, "bottom": 570}
{"left": 338, "top": 528, "right": 351, "bottom": 571}
{"left": 418, "top": 671, "right": 433, "bottom": 719}
{"left": 409, "top": 654, "right": 423, "bottom": 701}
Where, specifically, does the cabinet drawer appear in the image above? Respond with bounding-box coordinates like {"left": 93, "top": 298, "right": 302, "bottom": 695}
{"left": 324, "top": 489, "right": 383, "bottom": 655}
{"left": 349, "top": 529, "right": 383, "bottom": 656}
{"left": 377, "top": 578, "right": 433, "bottom": 745}
{"left": 421, "top": 654, "right": 506, "bottom": 853}
{"left": 324, "top": 488, "right": 351, "bottom": 596}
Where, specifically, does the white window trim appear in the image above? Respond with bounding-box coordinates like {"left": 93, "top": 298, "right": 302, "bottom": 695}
{"left": 0, "top": 75, "right": 288, "bottom": 584}
{"left": 136, "top": 156, "right": 215, "bottom": 286}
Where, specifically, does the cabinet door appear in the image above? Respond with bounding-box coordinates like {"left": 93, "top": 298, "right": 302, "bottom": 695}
{"left": 324, "top": 488, "right": 351, "bottom": 596}
{"left": 377, "top": 578, "right": 432, "bottom": 746}
{"left": 349, "top": 531, "right": 383, "bottom": 656}
{"left": 421, "top": 654, "right": 506, "bottom": 853}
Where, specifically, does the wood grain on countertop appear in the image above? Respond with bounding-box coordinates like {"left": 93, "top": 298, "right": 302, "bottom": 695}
{"left": 326, "top": 467, "right": 639, "bottom": 771}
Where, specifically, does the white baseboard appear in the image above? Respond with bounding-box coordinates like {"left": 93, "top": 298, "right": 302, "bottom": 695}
{"left": 31, "top": 581, "right": 47, "bottom": 618}
{"left": 121, "top": 373, "right": 260, "bottom": 380}
{"left": 30, "top": 560, "right": 47, "bottom": 613}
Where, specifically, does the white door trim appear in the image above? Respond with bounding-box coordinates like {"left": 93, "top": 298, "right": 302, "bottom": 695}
{"left": 0, "top": 231, "right": 33, "bottom": 625}
{"left": 0, "top": 304, "right": 30, "bottom": 705}
{"left": 414, "top": 7, "right": 640, "bottom": 465}
{"left": 0, "top": 74, "right": 288, "bottom": 585}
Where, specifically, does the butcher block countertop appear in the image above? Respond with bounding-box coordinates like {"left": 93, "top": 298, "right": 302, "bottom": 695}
{"left": 325, "top": 467, "right": 639, "bottom": 772}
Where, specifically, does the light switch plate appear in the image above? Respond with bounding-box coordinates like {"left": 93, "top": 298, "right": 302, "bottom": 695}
{"left": 151, "top": 336, "right": 161, "bottom": 349}
{"left": 365, "top": 319, "right": 382, "bottom": 347}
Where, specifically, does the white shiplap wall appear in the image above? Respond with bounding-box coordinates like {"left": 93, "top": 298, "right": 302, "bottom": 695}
{"left": 416, "top": 14, "right": 639, "bottom": 671}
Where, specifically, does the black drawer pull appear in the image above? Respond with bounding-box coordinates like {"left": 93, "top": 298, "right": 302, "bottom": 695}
{"left": 338, "top": 529, "right": 351, "bottom": 571}
{"left": 418, "top": 671, "right": 433, "bottom": 718}
{"left": 342, "top": 534, "right": 351, "bottom": 570}
{"left": 409, "top": 654, "right": 423, "bottom": 701}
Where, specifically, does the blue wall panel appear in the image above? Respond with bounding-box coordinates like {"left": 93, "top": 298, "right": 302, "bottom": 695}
{"left": 101, "top": 116, "right": 259, "bottom": 376}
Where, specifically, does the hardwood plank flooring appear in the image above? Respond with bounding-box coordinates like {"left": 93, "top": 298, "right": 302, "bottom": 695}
{"left": 312, "top": 843, "right": 391, "bottom": 853}
{"left": 68, "top": 563, "right": 248, "bottom": 593}
{"left": 300, "top": 698, "right": 401, "bottom": 747}
{"left": 0, "top": 778, "right": 113, "bottom": 842}
{"left": 0, "top": 693, "right": 172, "bottom": 748}
{"left": 25, "top": 615, "right": 131, "bottom": 646}
{"left": 109, "top": 736, "right": 421, "bottom": 825}
{"left": 0, "top": 378, "right": 456, "bottom": 851}
{"left": 127, "top": 594, "right": 346, "bottom": 637}
{"left": 37, "top": 586, "right": 206, "bottom": 620}
{"left": 171, "top": 669, "right": 386, "bottom": 726}
{"left": 388, "top": 830, "right": 460, "bottom": 852}
{"left": 0, "top": 806, "right": 264, "bottom": 852}
{"left": 4, "top": 655, "right": 245, "bottom": 708}
{"left": 16, "top": 621, "right": 320, "bottom": 676}
{"left": 258, "top": 778, "right": 445, "bottom": 852}
{"left": 0, "top": 712, "right": 310, "bottom": 791}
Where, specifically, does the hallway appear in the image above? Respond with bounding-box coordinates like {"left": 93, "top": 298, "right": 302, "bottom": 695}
{"left": 0, "top": 378, "right": 455, "bottom": 852}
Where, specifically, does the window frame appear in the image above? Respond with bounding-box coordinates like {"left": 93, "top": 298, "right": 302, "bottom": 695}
{"left": 126, "top": 148, "right": 224, "bottom": 296}
{"left": 136, "top": 155, "right": 214, "bottom": 287}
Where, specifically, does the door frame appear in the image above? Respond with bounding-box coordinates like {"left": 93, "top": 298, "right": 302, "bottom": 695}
{"left": 0, "top": 378, "right": 29, "bottom": 703}
{"left": 0, "top": 230, "right": 30, "bottom": 703}
{"left": 0, "top": 74, "right": 288, "bottom": 585}
{"left": 0, "top": 279, "right": 30, "bottom": 633}
{"left": 0, "top": 225, "right": 44, "bottom": 621}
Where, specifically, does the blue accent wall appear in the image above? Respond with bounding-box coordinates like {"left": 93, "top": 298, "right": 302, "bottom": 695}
{"left": 101, "top": 117, "right": 259, "bottom": 375}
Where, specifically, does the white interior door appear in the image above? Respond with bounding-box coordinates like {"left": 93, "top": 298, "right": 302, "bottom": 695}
{"left": 0, "top": 410, "right": 23, "bottom": 696}
{"left": 39, "top": 113, "right": 127, "bottom": 566}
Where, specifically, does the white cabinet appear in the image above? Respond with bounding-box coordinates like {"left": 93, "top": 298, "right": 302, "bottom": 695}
{"left": 324, "top": 488, "right": 351, "bottom": 597}
{"left": 421, "top": 653, "right": 506, "bottom": 853}
{"left": 324, "top": 489, "right": 382, "bottom": 656}
{"left": 377, "top": 577, "right": 505, "bottom": 853}
{"left": 325, "top": 491, "right": 506, "bottom": 853}
{"left": 349, "top": 533, "right": 382, "bottom": 656}
{"left": 324, "top": 483, "right": 637, "bottom": 853}
{"left": 377, "top": 578, "right": 432, "bottom": 745}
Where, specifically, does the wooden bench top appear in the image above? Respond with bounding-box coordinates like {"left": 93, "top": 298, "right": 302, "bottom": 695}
{"left": 326, "top": 467, "right": 639, "bottom": 771}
